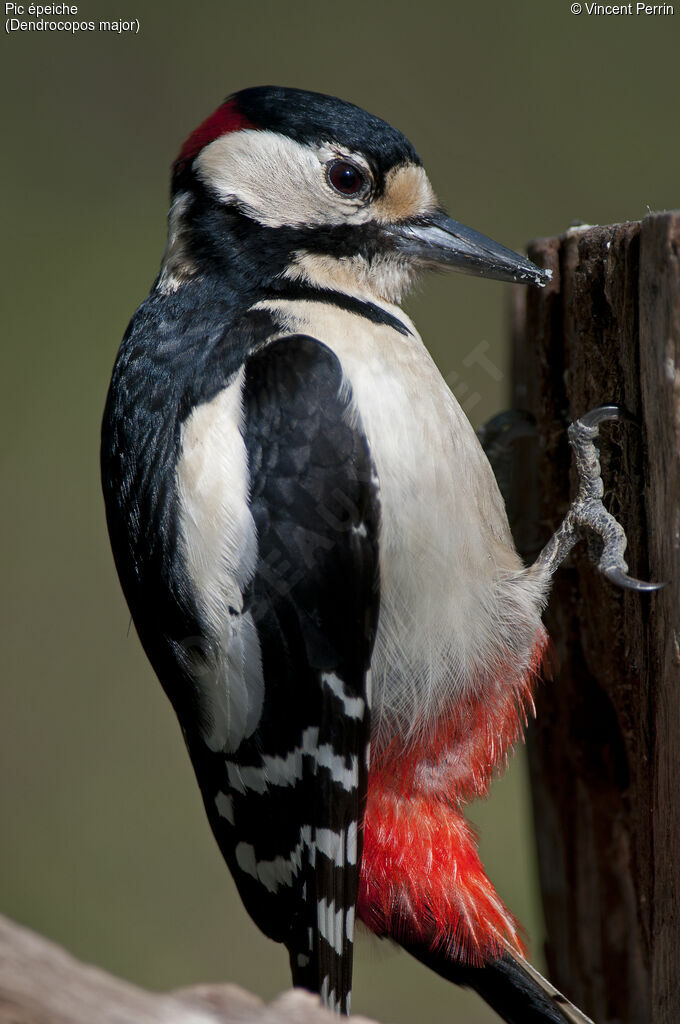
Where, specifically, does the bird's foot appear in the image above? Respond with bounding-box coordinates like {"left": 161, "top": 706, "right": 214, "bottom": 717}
{"left": 531, "top": 405, "right": 664, "bottom": 591}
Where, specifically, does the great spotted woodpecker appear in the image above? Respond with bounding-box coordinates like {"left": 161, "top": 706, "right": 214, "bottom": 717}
{"left": 101, "top": 86, "right": 652, "bottom": 1022}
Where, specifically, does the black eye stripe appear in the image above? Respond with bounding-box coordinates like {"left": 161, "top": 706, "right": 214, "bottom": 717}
{"left": 326, "top": 159, "right": 367, "bottom": 197}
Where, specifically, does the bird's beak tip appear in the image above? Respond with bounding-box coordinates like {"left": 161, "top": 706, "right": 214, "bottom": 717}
{"left": 523, "top": 265, "right": 553, "bottom": 288}
{"left": 390, "top": 213, "right": 552, "bottom": 288}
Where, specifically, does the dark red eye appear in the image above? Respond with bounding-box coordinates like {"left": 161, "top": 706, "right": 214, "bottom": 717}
{"left": 326, "top": 160, "right": 366, "bottom": 197}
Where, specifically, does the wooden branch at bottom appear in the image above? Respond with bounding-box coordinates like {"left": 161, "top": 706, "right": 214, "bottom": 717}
{"left": 0, "top": 913, "right": 378, "bottom": 1024}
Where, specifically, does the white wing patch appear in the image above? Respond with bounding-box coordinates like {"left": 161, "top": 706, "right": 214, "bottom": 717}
{"left": 176, "top": 369, "right": 264, "bottom": 753}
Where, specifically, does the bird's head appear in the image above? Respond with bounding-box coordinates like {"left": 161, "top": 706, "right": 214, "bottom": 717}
{"left": 162, "top": 86, "right": 550, "bottom": 303}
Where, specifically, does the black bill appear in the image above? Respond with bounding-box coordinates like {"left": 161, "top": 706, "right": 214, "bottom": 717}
{"left": 389, "top": 210, "right": 551, "bottom": 287}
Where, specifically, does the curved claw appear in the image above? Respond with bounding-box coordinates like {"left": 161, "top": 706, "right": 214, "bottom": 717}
{"left": 602, "top": 566, "right": 667, "bottom": 592}
{"left": 575, "top": 404, "right": 635, "bottom": 430}
{"left": 533, "top": 403, "right": 665, "bottom": 592}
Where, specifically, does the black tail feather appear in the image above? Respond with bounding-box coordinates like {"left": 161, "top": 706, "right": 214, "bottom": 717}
{"left": 402, "top": 941, "right": 595, "bottom": 1024}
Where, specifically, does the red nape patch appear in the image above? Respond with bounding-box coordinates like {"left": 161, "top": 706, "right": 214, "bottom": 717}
{"left": 174, "top": 100, "right": 256, "bottom": 171}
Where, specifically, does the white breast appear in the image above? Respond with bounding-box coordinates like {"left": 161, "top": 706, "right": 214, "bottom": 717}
{"left": 259, "top": 297, "right": 548, "bottom": 746}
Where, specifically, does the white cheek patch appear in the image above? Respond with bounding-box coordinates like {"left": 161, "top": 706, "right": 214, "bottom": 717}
{"left": 195, "top": 130, "right": 373, "bottom": 229}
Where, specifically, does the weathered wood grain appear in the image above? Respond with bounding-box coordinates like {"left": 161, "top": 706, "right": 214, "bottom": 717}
{"left": 511, "top": 213, "right": 680, "bottom": 1024}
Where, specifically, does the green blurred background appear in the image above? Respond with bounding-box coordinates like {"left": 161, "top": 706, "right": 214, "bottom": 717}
{"left": 1, "top": 1, "right": 678, "bottom": 1021}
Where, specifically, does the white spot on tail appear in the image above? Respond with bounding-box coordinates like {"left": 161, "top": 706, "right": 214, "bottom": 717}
{"left": 346, "top": 905, "right": 355, "bottom": 944}
{"left": 317, "top": 898, "right": 344, "bottom": 956}
{"left": 320, "top": 973, "right": 338, "bottom": 1011}
{"left": 346, "top": 821, "right": 358, "bottom": 865}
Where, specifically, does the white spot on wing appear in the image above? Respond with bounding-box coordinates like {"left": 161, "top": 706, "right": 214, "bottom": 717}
{"left": 315, "top": 746, "right": 358, "bottom": 791}
{"left": 222, "top": 727, "right": 359, "bottom": 799}
{"left": 234, "top": 826, "right": 315, "bottom": 893}
{"left": 227, "top": 762, "right": 267, "bottom": 795}
{"left": 214, "top": 791, "right": 235, "bottom": 824}
{"left": 235, "top": 842, "right": 257, "bottom": 879}
{"left": 316, "top": 828, "right": 344, "bottom": 867}
{"left": 224, "top": 727, "right": 320, "bottom": 794}
{"left": 322, "top": 672, "right": 365, "bottom": 719}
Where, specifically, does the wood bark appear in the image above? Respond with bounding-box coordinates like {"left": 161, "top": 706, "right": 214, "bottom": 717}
{"left": 0, "top": 913, "right": 378, "bottom": 1024}
{"left": 510, "top": 212, "right": 680, "bottom": 1024}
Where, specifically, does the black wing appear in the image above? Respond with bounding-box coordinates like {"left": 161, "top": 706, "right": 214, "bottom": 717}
{"left": 186, "top": 335, "right": 380, "bottom": 1013}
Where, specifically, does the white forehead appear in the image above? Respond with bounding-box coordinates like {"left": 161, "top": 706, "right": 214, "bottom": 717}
{"left": 195, "top": 128, "right": 378, "bottom": 229}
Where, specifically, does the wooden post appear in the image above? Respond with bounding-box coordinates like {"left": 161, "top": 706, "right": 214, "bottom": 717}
{"left": 510, "top": 212, "right": 680, "bottom": 1024}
